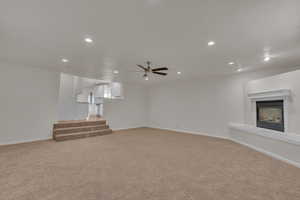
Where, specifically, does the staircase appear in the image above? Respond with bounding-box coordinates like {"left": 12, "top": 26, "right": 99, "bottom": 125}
{"left": 53, "top": 119, "right": 112, "bottom": 141}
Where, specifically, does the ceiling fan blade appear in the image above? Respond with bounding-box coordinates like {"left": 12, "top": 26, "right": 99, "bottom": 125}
{"left": 137, "top": 64, "right": 147, "bottom": 71}
{"left": 153, "top": 71, "right": 167, "bottom": 76}
{"left": 152, "top": 67, "right": 168, "bottom": 71}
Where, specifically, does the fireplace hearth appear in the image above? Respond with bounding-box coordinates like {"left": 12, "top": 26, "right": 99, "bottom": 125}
{"left": 256, "top": 100, "right": 284, "bottom": 132}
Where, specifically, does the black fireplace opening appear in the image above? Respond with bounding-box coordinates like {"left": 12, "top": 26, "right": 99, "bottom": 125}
{"left": 256, "top": 100, "right": 284, "bottom": 132}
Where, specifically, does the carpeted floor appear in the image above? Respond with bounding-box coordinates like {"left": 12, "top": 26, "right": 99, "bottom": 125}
{"left": 0, "top": 128, "right": 300, "bottom": 200}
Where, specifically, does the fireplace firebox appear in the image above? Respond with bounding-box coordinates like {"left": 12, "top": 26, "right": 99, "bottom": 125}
{"left": 256, "top": 100, "right": 284, "bottom": 132}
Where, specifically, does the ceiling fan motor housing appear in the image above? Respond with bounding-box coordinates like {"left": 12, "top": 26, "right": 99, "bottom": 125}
{"left": 136, "top": 61, "right": 168, "bottom": 78}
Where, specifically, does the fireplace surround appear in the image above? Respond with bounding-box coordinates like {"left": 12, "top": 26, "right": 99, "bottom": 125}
{"left": 248, "top": 89, "right": 291, "bottom": 133}
{"left": 256, "top": 100, "right": 284, "bottom": 132}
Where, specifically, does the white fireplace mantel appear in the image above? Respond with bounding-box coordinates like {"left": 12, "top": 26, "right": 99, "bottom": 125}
{"left": 248, "top": 89, "right": 291, "bottom": 101}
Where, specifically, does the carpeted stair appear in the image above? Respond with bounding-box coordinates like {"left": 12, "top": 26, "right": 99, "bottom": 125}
{"left": 53, "top": 119, "right": 112, "bottom": 141}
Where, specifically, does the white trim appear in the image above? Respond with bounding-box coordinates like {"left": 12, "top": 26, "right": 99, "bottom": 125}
{"left": 1, "top": 126, "right": 299, "bottom": 169}
{"left": 112, "top": 126, "right": 146, "bottom": 131}
{"left": 152, "top": 126, "right": 300, "bottom": 168}
{"left": 248, "top": 89, "right": 291, "bottom": 100}
{"left": 0, "top": 137, "right": 52, "bottom": 146}
{"left": 149, "top": 126, "right": 228, "bottom": 140}
{"left": 231, "top": 138, "right": 300, "bottom": 168}
{"left": 229, "top": 123, "right": 300, "bottom": 145}
{"left": 0, "top": 127, "right": 145, "bottom": 145}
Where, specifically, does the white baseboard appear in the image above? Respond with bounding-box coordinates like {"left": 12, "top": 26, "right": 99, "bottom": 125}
{"left": 0, "top": 137, "right": 52, "bottom": 146}
{"left": 229, "top": 123, "right": 300, "bottom": 146}
{"left": 231, "top": 138, "right": 300, "bottom": 168}
{"left": 149, "top": 126, "right": 228, "bottom": 140}
{"left": 150, "top": 126, "right": 300, "bottom": 168}
{"left": 0, "top": 127, "right": 146, "bottom": 145}
{"left": 112, "top": 126, "right": 146, "bottom": 131}
{"left": 1, "top": 126, "right": 299, "bottom": 169}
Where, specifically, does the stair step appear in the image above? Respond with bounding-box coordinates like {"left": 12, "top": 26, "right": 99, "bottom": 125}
{"left": 54, "top": 129, "right": 112, "bottom": 141}
{"left": 53, "top": 120, "right": 106, "bottom": 129}
{"left": 54, "top": 125, "right": 109, "bottom": 135}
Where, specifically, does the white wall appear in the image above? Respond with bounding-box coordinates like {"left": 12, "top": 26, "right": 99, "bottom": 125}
{"left": 0, "top": 63, "right": 60, "bottom": 145}
{"left": 104, "top": 84, "right": 148, "bottom": 130}
{"left": 245, "top": 69, "right": 300, "bottom": 134}
{"left": 58, "top": 73, "right": 88, "bottom": 120}
{"left": 148, "top": 66, "right": 300, "bottom": 138}
{"left": 1, "top": 62, "right": 299, "bottom": 145}
{"left": 0, "top": 68, "right": 148, "bottom": 145}
{"left": 229, "top": 70, "right": 300, "bottom": 168}
{"left": 58, "top": 74, "right": 148, "bottom": 130}
{"left": 229, "top": 123, "right": 300, "bottom": 168}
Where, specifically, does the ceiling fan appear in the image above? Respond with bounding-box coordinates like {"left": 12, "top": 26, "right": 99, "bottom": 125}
{"left": 137, "top": 61, "right": 168, "bottom": 80}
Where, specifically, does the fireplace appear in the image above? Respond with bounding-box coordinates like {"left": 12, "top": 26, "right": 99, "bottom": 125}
{"left": 256, "top": 100, "right": 284, "bottom": 132}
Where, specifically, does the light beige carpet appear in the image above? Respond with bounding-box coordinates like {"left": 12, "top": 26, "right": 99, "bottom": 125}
{"left": 0, "top": 128, "right": 299, "bottom": 200}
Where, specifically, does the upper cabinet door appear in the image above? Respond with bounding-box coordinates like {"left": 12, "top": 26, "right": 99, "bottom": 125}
{"left": 111, "top": 82, "right": 124, "bottom": 99}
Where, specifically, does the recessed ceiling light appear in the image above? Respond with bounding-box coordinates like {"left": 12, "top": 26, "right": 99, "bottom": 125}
{"left": 61, "top": 58, "right": 69, "bottom": 63}
{"left": 228, "top": 62, "right": 234, "bottom": 65}
{"left": 264, "top": 56, "right": 271, "bottom": 62}
{"left": 84, "top": 37, "right": 93, "bottom": 43}
{"left": 237, "top": 68, "right": 242, "bottom": 72}
{"left": 177, "top": 71, "right": 181, "bottom": 75}
{"left": 113, "top": 70, "right": 119, "bottom": 74}
{"left": 145, "top": 76, "right": 149, "bottom": 81}
{"left": 208, "top": 41, "right": 215, "bottom": 46}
